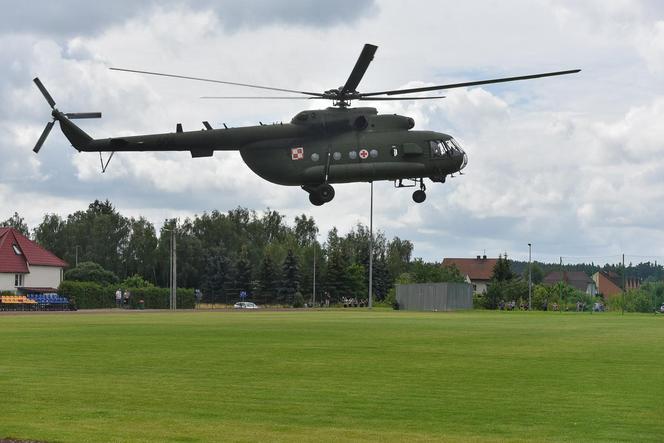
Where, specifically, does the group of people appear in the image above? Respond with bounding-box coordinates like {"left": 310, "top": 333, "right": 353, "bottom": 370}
{"left": 114, "top": 289, "right": 131, "bottom": 308}
{"left": 342, "top": 297, "right": 368, "bottom": 308}
{"left": 498, "top": 300, "right": 527, "bottom": 311}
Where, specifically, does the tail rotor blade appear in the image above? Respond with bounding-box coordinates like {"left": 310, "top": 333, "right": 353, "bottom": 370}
{"left": 65, "top": 112, "right": 102, "bottom": 119}
{"left": 33, "top": 121, "right": 54, "bottom": 153}
{"left": 33, "top": 77, "right": 56, "bottom": 109}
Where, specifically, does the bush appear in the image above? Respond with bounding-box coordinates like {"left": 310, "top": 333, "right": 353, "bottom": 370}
{"left": 64, "top": 262, "right": 119, "bottom": 286}
{"left": 608, "top": 289, "right": 654, "bottom": 313}
{"left": 292, "top": 291, "right": 304, "bottom": 308}
{"left": 58, "top": 280, "right": 113, "bottom": 309}
{"left": 58, "top": 280, "right": 195, "bottom": 309}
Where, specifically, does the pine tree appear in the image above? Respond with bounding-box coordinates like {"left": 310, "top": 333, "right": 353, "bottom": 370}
{"left": 201, "top": 248, "right": 229, "bottom": 304}
{"left": 233, "top": 250, "right": 253, "bottom": 299}
{"left": 280, "top": 250, "right": 300, "bottom": 305}
{"left": 491, "top": 254, "right": 515, "bottom": 282}
{"left": 325, "top": 248, "right": 349, "bottom": 302}
{"left": 258, "top": 255, "right": 280, "bottom": 304}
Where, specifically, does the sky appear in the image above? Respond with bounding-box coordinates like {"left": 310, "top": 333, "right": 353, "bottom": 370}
{"left": 1, "top": 0, "right": 664, "bottom": 265}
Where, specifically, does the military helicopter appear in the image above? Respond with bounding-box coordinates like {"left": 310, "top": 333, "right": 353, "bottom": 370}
{"left": 32, "top": 44, "right": 579, "bottom": 205}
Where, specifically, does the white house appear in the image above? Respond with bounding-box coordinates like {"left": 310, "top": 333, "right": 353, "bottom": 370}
{"left": 442, "top": 256, "right": 498, "bottom": 294}
{"left": 0, "top": 227, "right": 67, "bottom": 293}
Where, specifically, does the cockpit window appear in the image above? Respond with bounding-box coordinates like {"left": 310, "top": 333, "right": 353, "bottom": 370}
{"left": 430, "top": 139, "right": 462, "bottom": 158}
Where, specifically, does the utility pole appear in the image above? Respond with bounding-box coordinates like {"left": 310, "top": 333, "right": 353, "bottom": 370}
{"left": 169, "top": 228, "right": 177, "bottom": 311}
{"left": 559, "top": 256, "right": 563, "bottom": 312}
{"left": 528, "top": 243, "right": 532, "bottom": 311}
{"left": 368, "top": 181, "right": 374, "bottom": 309}
{"left": 622, "top": 253, "right": 625, "bottom": 315}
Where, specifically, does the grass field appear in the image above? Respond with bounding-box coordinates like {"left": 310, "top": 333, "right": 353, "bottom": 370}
{"left": 1, "top": 309, "right": 663, "bottom": 442}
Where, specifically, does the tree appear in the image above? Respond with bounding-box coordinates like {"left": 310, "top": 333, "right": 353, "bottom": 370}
{"left": 280, "top": 250, "right": 300, "bottom": 305}
{"left": 33, "top": 214, "right": 66, "bottom": 257}
{"left": 65, "top": 261, "right": 119, "bottom": 286}
{"left": 325, "top": 248, "right": 349, "bottom": 302}
{"left": 233, "top": 249, "right": 253, "bottom": 299}
{"left": 346, "top": 263, "right": 366, "bottom": 299}
{"left": 387, "top": 236, "right": 413, "bottom": 277}
{"left": 483, "top": 255, "right": 524, "bottom": 309}
{"left": 125, "top": 217, "right": 158, "bottom": 283}
{"left": 201, "top": 247, "right": 230, "bottom": 304}
{"left": 372, "top": 253, "right": 391, "bottom": 301}
{"left": 293, "top": 214, "right": 318, "bottom": 247}
{"left": 521, "top": 262, "right": 544, "bottom": 285}
{"left": 121, "top": 274, "right": 155, "bottom": 288}
{"left": 65, "top": 200, "right": 130, "bottom": 278}
{"left": 491, "top": 254, "right": 515, "bottom": 281}
{"left": 257, "top": 255, "right": 280, "bottom": 304}
{"left": 1, "top": 212, "right": 29, "bottom": 237}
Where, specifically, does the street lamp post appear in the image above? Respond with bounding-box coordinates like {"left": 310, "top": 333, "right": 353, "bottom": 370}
{"left": 368, "top": 181, "right": 373, "bottom": 309}
{"left": 528, "top": 243, "right": 532, "bottom": 311}
{"left": 165, "top": 227, "right": 177, "bottom": 311}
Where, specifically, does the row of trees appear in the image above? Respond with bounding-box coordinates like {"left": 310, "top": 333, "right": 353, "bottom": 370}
{"left": 11, "top": 201, "right": 426, "bottom": 305}
{"left": 510, "top": 260, "right": 664, "bottom": 285}
{"left": 476, "top": 256, "right": 664, "bottom": 312}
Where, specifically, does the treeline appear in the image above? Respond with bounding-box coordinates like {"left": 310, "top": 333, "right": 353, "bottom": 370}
{"left": 16, "top": 200, "right": 430, "bottom": 305}
{"left": 510, "top": 260, "right": 664, "bottom": 283}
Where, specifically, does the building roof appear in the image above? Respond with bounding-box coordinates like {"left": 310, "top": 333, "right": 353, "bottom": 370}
{"left": 0, "top": 227, "right": 68, "bottom": 273}
{"left": 543, "top": 271, "right": 594, "bottom": 292}
{"left": 442, "top": 257, "right": 498, "bottom": 281}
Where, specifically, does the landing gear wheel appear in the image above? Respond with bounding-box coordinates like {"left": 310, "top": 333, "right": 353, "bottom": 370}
{"left": 412, "top": 189, "right": 426, "bottom": 203}
{"left": 317, "top": 184, "right": 335, "bottom": 203}
{"left": 309, "top": 193, "right": 324, "bottom": 206}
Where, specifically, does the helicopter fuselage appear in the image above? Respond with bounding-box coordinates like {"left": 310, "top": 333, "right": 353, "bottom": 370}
{"left": 78, "top": 107, "right": 466, "bottom": 193}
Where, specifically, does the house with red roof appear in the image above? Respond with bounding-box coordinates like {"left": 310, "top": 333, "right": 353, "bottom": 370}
{"left": 591, "top": 270, "right": 640, "bottom": 298}
{"left": 442, "top": 255, "right": 498, "bottom": 294}
{"left": 543, "top": 271, "right": 598, "bottom": 296}
{"left": 0, "top": 227, "right": 68, "bottom": 294}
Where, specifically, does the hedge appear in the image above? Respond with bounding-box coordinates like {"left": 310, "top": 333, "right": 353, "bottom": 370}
{"left": 58, "top": 281, "right": 195, "bottom": 309}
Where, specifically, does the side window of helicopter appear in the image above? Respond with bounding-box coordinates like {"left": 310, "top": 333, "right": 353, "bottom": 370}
{"left": 391, "top": 146, "right": 398, "bottom": 157}
{"left": 430, "top": 140, "right": 444, "bottom": 157}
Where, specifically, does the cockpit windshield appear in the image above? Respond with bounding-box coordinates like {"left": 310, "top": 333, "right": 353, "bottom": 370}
{"left": 430, "top": 138, "right": 463, "bottom": 158}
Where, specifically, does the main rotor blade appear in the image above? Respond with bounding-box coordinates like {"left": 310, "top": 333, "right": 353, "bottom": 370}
{"left": 110, "top": 68, "right": 325, "bottom": 97}
{"left": 33, "top": 121, "right": 54, "bottom": 153}
{"left": 33, "top": 77, "right": 56, "bottom": 108}
{"left": 359, "top": 96, "right": 445, "bottom": 101}
{"left": 360, "top": 69, "right": 581, "bottom": 97}
{"left": 65, "top": 112, "right": 102, "bottom": 119}
{"left": 200, "top": 96, "right": 320, "bottom": 100}
{"left": 340, "top": 43, "right": 378, "bottom": 96}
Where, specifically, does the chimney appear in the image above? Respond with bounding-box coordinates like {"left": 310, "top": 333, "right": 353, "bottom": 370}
{"left": 476, "top": 255, "right": 481, "bottom": 260}
{"left": 483, "top": 254, "right": 487, "bottom": 260}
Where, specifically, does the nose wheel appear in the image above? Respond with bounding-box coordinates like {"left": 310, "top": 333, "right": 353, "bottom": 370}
{"left": 412, "top": 181, "right": 426, "bottom": 203}
{"left": 412, "top": 189, "right": 426, "bottom": 203}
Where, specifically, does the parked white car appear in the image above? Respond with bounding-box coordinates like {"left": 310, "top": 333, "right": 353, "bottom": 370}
{"left": 234, "top": 302, "right": 259, "bottom": 309}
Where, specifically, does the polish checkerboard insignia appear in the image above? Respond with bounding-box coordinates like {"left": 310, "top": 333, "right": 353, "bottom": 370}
{"left": 291, "top": 146, "right": 304, "bottom": 160}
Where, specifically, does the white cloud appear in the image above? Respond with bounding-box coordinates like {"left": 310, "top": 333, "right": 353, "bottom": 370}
{"left": 1, "top": 0, "right": 664, "bottom": 263}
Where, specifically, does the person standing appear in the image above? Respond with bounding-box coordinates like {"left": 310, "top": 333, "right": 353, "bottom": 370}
{"left": 115, "top": 288, "right": 122, "bottom": 308}
{"left": 123, "top": 290, "right": 130, "bottom": 309}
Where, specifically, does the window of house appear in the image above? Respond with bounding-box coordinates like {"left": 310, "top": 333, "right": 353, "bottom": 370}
{"left": 12, "top": 244, "right": 21, "bottom": 255}
{"left": 15, "top": 274, "right": 24, "bottom": 287}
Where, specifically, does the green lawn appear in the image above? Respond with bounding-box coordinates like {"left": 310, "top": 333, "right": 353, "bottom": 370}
{"left": 1, "top": 310, "right": 662, "bottom": 442}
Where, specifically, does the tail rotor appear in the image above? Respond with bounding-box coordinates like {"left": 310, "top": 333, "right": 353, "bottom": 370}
{"left": 32, "top": 77, "right": 101, "bottom": 153}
